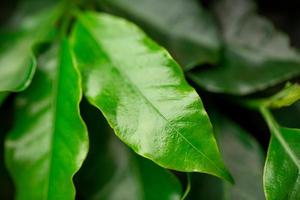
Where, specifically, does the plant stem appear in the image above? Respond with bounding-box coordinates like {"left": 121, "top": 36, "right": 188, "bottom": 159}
{"left": 180, "top": 173, "right": 191, "bottom": 200}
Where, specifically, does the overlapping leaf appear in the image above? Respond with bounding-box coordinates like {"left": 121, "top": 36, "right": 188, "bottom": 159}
{"left": 5, "top": 41, "right": 88, "bottom": 199}
{"left": 99, "top": 0, "right": 221, "bottom": 69}
{"left": 71, "top": 11, "right": 232, "bottom": 182}
{"left": 188, "top": 0, "right": 300, "bottom": 95}
{"left": 75, "top": 101, "right": 182, "bottom": 200}
{"left": 188, "top": 111, "right": 264, "bottom": 200}
{"left": 264, "top": 127, "right": 300, "bottom": 200}
{"left": 261, "top": 107, "right": 300, "bottom": 200}
{"left": 0, "top": 0, "right": 61, "bottom": 92}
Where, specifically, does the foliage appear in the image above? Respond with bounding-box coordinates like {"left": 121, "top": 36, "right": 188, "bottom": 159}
{"left": 0, "top": 0, "right": 300, "bottom": 199}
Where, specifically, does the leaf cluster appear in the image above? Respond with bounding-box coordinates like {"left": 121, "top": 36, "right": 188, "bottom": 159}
{"left": 1, "top": 0, "right": 300, "bottom": 200}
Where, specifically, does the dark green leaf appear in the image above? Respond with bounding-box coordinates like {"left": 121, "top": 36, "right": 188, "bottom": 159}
{"left": 71, "top": 11, "right": 232, "bottom": 182}
{"left": 76, "top": 101, "right": 182, "bottom": 200}
{"left": 5, "top": 40, "right": 88, "bottom": 199}
{"left": 99, "top": 0, "right": 221, "bottom": 69}
{"left": 0, "top": 1, "right": 62, "bottom": 92}
{"left": 188, "top": 112, "right": 264, "bottom": 200}
{"left": 261, "top": 108, "right": 300, "bottom": 200}
{"left": 188, "top": 0, "right": 300, "bottom": 95}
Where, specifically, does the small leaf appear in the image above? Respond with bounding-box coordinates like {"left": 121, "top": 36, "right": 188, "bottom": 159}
{"left": 188, "top": 111, "right": 264, "bottom": 200}
{"left": 5, "top": 40, "right": 88, "bottom": 199}
{"left": 265, "top": 84, "right": 300, "bottom": 108}
{"left": 71, "top": 11, "right": 232, "bottom": 182}
{"left": 242, "top": 84, "right": 300, "bottom": 109}
{"left": 0, "top": 1, "right": 62, "bottom": 92}
{"left": 188, "top": 0, "right": 300, "bottom": 95}
{"left": 75, "top": 101, "right": 182, "bottom": 200}
{"left": 99, "top": 0, "right": 221, "bottom": 69}
{"left": 261, "top": 108, "right": 300, "bottom": 200}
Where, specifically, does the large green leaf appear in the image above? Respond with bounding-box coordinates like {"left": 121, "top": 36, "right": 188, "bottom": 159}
{"left": 99, "top": 0, "right": 221, "bottom": 69}
{"left": 0, "top": 1, "right": 62, "bottom": 92}
{"left": 71, "top": 11, "right": 232, "bottom": 182}
{"left": 188, "top": 0, "right": 300, "bottom": 95}
{"left": 75, "top": 100, "right": 182, "bottom": 200}
{"left": 188, "top": 111, "right": 264, "bottom": 200}
{"left": 261, "top": 108, "right": 300, "bottom": 200}
{"left": 5, "top": 40, "right": 88, "bottom": 199}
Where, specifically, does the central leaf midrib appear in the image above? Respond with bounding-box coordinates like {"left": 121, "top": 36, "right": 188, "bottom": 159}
{"left": 44, "top": 49, "right": 61, "bottom": 200}
{"left": 79, "top": 15, "right": 225, "bottom": 175}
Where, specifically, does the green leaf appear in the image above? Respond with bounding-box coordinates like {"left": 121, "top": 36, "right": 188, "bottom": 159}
{"left": 0, "top": 1, "right": 62, "bottom": 92}
{"left": 5, "top": 40, "right": 88, "bottom": 199}
{"left": 188, "top": 0, "right": 300, "bottom": 95}
{"left": 264, "top": 128, "right": 300, "bottom": 200}
{"left": 71, "top": 11, "right": 232, "bottom": 182}
{"left": 242, "top": 83, "right": 300, "bottom": 109}
{"left": 261, "top": 108, "right": 300, "bottom": 200}
{"left": 188, "top": 111, "right": 264, "bottom": 200}
{"left": 99, "top": 0, "right": 221, "bottom": 69}
{"left": 75, "top": 101, "right": 182, "bottom": 200}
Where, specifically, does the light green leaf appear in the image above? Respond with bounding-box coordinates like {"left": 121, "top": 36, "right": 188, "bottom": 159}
{"left": 261, "top": 108, "right": 300, "bottom": 200}
{"left": 242, "top": 83, "right": 300, "bottom": 109}
{"left": 188, "top": 111, "right": 264, "bottom": 200}
{"left": 5, "top": 40, "right": 88, "bottom": 200}
{"left": 188, "top": 0, "right": 300, "bottom": 95}
{"left": 259, "top": 84, "right": 300, "bottom": 109}
{"left": 99, "top": 0, "right": 221, "bottom": 69}
{"left": 71, "top": 11, "right": 232, "bottom": 182}
{"left": 75, "top": 101, "right": 182, "bottom": 200}
{"left": 0, "top": 1, "right": 62, "bottom": 92}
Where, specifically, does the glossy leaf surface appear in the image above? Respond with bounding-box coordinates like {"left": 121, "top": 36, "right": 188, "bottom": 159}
{"left": 5, "top": 41, "right": 88, "bottom": 200}
{"left": 264, "top": 127, "right": 300, "bottom": 200}
{"left": 261, "top": 108, "right": 300, "bottom": 200}
{"left": 0, "top": 1, "right": 61, "bottom": 92}
{"left": 75, "top": 101, "right": 182, "bottom": 200}
{"left": 71, "top": 11, "right": 232, "bottom": 182}
{"left": 99, "top": 0, "right": 221, "bottom": 69}
{"left": 188, "top": 0, "right": 300, "bottom": 95}
{"left": 188, "top": 112, "right": 264, "bottom": 200}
